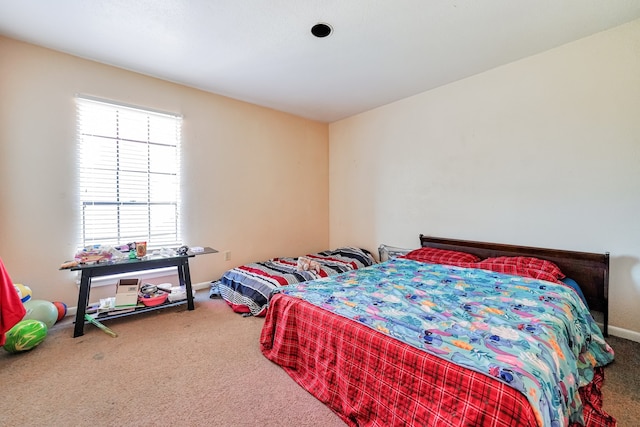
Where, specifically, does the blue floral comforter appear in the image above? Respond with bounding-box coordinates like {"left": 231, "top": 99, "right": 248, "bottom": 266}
{"left": 275, "top": 258, "right": 614, "bottom": 427}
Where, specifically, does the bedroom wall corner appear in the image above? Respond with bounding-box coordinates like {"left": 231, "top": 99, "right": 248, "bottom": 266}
{"left": 0, "top": 35, "right": 330, "bottom": 307}
{"left": 328, "top": 18, "right": 640, "bottom": 336}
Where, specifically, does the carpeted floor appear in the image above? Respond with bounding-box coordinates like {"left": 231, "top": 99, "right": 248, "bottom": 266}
{"left": 599, "top": 334, "right": 640, "bottom": 427}
{"left": 1, "top": 292, "right": 638, "bottom": 426}
{"left": 0, "top": 293, "right": 344, "bottom": 427}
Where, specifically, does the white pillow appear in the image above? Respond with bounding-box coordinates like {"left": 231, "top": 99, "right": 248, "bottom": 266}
{"left": 378, "top": 244, "right": 414, "bottom": 262}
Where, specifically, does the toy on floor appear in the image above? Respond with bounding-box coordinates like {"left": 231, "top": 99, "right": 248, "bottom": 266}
{"left": 23, "top": 300, "right": 58, "bottom": 329}
{"left": 13, "top": 283, "right": 32, "bottom": 303}
{"left": 3, "top": 319, "right": 48, "bottom": 353}
{"left": 1, "top": 258, "right": 27, "bottom": 347}
{"left": 84, "top": 314, "right": 117, "bottom": 338}
{"left": 52, "top": 301, "right": 67, "bottom": 322}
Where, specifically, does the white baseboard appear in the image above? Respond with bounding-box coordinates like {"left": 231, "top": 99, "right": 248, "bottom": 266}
{"left": 192, "top": 280, "right": 213, "bottom": 291}
{"left": 66, "top": 281, "right": 212, "bottom": 317}
{"left": 608, "top": 325, "right": 640, "bottom": 343}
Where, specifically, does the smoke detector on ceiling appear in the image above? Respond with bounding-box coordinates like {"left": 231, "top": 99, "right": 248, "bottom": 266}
{"left": 311, "top": 23, "right": 332, "bottom": 38}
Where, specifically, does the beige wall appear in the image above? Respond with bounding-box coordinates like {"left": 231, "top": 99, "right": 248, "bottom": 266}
{"left": 2, "top": 19, "right": 639, "bottom": 338}
{"left": 329, "top": 19, "right": 640, "bottom": 337}
{"left": 0, "top": 36, "right": 329, "bottom": 306}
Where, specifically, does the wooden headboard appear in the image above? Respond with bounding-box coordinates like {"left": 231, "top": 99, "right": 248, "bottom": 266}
{"left": 419, "top": 234, "right": 610, "bottom": 336}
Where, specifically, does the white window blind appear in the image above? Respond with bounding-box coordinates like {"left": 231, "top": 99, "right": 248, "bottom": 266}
{"left": 76, "top": 96, "right": 182, "bottom": 249}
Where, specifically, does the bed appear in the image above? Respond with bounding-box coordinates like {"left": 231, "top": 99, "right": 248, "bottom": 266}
{"left": 210, "top": 247, "right": 375, "bottom": 316}
{"left": 260, "top": 235, "right": 615, "bottom": 426}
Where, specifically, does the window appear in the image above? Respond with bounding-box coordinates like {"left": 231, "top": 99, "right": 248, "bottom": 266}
{"left": 76, "top": 96, "right": 182, "bottom": 250}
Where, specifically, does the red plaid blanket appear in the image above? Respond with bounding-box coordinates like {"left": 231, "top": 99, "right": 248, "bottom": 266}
{"left": 261, "top": 293, "right": 615, "bottom": 427}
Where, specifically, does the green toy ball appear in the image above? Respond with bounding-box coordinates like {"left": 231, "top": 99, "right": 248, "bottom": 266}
{"left": 3, "top": 319, "right": 48, "bottom": 353}
{"left": 23, "top": 300, "right": 58, "bottom": 329}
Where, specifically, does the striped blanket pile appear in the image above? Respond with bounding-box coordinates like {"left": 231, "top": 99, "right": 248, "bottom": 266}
{"left": 210, "top": 247, "right": 375, "bottom": 316}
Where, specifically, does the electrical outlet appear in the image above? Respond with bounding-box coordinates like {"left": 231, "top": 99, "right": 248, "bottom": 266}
{"left": 224, "top": 251, "right": 231, "bottom": 261}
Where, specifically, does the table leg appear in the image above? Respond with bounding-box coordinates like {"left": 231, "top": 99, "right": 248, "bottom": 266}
{"left": 74, "top": 271, "right": 91, "bottom": 337}
{"left": 180, "top": 259, "right": 195, "bottom": 311}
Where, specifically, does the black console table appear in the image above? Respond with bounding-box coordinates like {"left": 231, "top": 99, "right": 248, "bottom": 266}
{"left": 66, "top": 247, "right": 217, "bottom": 337}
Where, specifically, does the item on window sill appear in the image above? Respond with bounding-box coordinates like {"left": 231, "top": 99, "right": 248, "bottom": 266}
{"left": 60, "top": 260, "right": 79, "bottom": 269}
{"left": 135, "top": 241, "right": 147, "bottom": 258}
{"left": 146, "top": 248, "right": 177, "bottom": 259}
{"left": 78, "top": 255, "right": 109, "bottom": 265}
{"left": 74, "top": 244, "right": 131, "bottom": 264}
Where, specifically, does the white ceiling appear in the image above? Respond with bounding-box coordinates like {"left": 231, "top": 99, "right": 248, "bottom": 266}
{"left": 1, "top": 1, "right": 639, "bottom": 123}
